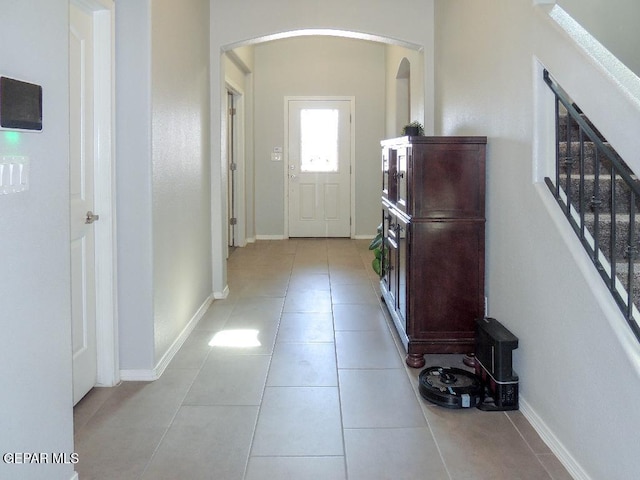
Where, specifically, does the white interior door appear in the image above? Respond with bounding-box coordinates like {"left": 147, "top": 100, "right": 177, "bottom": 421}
{"left": 287, "top": 99, "right": 352, "bottom": 237}
{"left": 70, "top": 3, "right": 98, "bottom": 405}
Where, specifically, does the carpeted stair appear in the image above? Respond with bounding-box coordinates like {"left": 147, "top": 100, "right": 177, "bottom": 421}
{"left": 557, "top": 106, "right": 640, "bottom": 307}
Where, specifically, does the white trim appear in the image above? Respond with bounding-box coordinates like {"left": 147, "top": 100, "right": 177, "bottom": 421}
{"left": 214, "top": 285, "right": 230, "bottom": 300}
{"left": 354, "top": 234, "right": 375, "bottom": 240}
{"left": 520, "top": 396, "right": 592, "bottom": 480}
{"left": 93, "top": 1, "right": 119, "bottom": 388}
{"left": 256, "top": 234, "right": 286, "bottom": 240}
{"left": 120, "top": 294, "right": 214, "bottom": 381}
{"left": 70, "top": 0, "right": 119, "bottom": 389}
{"left": 225, "top": 81, "right": 247, "bottom": 248}
{"left": 69, "top": 473, "right": 79, "bottom": 480}
{"left": 283, "top": 96, "right": 355, "bottom": 238}
{"left": 222, "top": 29, "right": 423, "bottom": 52}
{"left": 119, "top": 369, "right": 158, "bottom": 382}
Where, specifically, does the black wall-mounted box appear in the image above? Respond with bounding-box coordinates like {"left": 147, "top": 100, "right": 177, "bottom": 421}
{"left": 0, "top": 76, "right": 43, "bottom": 131}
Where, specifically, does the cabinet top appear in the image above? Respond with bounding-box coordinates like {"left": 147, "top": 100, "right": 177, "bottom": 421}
{"left": 381, "top": 136, "right": 487, "bottom": 146}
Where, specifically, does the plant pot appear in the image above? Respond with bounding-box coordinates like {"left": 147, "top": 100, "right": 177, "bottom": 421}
{"left": 404, "top": 126, "right": 421, "bottom": 136}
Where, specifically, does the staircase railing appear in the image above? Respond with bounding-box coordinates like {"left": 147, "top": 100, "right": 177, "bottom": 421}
{"left": 543, "top": 69, "right": 640, "bottom": 343}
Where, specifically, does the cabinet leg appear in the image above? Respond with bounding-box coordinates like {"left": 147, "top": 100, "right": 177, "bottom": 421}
{"left": 405, "top": 353, "right": 425, "bottom": 369}
{"left": 463, "top": 353, "right": 477, "bottom": 368}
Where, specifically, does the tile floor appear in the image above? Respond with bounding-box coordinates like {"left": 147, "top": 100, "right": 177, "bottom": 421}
{"left": 74, "top": 239, "right": 573, "bottom": 480}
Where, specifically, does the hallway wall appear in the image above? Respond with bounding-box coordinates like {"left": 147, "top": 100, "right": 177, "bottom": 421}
{"left": 150, "top": 0, "right": 212, "bottom": 366}
{"left": 434, "top": 1, "right": 640, "bottom": 478}
{"left": 0, "top": 1, "right": 75, "bottom": 479}
{"left": 117, "top": 0, "right": 212, "bottom": 373}
{"left": 252, "top": 36, "right": 385, "bottom": 238}
{"left": 384, "top": 45, "right": 425, "bottom": 139}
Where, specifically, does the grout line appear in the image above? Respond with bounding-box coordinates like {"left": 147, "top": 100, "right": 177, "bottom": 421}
{"left": 374, "top": 276, "right": 454, "bottom": 480}
{"left": 506, "top": 412, "right": 557, "bottom": 479}
{"left": 241, "top": 283, "right": 288, "bottom": 479}
{"left": 138, "top": 364, "right": 204, "bottom": 478}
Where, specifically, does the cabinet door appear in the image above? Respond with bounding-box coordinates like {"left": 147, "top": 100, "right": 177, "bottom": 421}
{"left": 382, "top": 147, "right": 391, "bottom": 201}
{"left": 385, "top": 223, "right": 399, "bottom": 309}
{"left": 410, "top": 220, "right": 484, "bottom": 344}
{"left": 397, "top": 215, "right": 409, "bottom": 326}
{"left": 413, "top": 143, "right": 485, "bottom": 219}
{"left": 381, "top": 204, "right": 393, "bottom": 291}
{"left": 395, "top": 146, "right": 408, "bottom": 213}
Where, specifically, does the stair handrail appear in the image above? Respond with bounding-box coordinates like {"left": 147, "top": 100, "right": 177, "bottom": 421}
{"left": 543, "top": 69, "right": 640, "bottom": 199}
{"left": 543, "top": 68, "right": 640, "bottom": 343}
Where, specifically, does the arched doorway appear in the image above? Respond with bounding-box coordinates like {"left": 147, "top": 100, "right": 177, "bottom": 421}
{"left": 209, "top": 5, "right": 436, "bottom": 297}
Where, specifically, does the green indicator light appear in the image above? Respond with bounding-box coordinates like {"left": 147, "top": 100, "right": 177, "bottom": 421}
{"left": 4, "top": 131, "right": 20, "bottom": 145}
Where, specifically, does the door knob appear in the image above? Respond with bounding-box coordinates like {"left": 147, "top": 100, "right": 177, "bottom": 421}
{"left": 85, "top": 211, "right": 100, "bottom": 224}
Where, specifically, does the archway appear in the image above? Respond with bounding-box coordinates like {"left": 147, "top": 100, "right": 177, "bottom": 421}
{"left": 209, "top": 6, "right": 436, "bottom": 297}
{"left": 396, "top": 57, "right": 411, "bottom": 135}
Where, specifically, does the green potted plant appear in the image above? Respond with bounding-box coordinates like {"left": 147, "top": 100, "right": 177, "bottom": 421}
{"left": 369, "top": 223, "right": 384, "bottom": 276}
{"left": 401, "top": 121, "right": 424, "bottom": 136}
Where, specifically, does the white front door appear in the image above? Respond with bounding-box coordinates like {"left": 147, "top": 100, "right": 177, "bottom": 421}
{"left": 70, "top": 3, "right": 98, "bottom": 405}
{"left": 287, "top": 99, "right": 352, "bottom": 237}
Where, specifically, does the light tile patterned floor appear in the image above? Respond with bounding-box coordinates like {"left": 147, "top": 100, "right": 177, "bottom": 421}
{"left": 74, "top": 239, "right": 573, "bottom": 480}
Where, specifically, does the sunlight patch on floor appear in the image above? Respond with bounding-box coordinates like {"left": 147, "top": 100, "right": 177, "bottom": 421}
{"left": 209, "top": 329, "right": 262, "bottom": 348}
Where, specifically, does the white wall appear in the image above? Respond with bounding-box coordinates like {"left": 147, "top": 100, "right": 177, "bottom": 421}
{"left": 210, "top": 0, "right": 435, "bottom": 293}
{"left": 0, "top": 2, "right": 75, "bottom": 479}
{"left": 385, "top": 45, "right": 425, "bottom": 138}
{"left": 558, "top": 0, "right": 640, "bottom": 77}
{"left": 435, "top": 1, "right": 640, "bottom": 478}
{"left": 117, "top": 0, "right": 212, "bottom": 373}
{"left": 252, "top": 36, "right": 385, "bottom": 237}
{"left": 151, "top": 0, "right": 212, "bottom": 365}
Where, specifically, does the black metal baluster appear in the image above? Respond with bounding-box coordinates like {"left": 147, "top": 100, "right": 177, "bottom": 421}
{"left": 564, "top": 113, "right": 573, "bottom": 216}
{"left": 592, "top": 147, "right": 602, "bottom": 264}
{"left": 627, "top": 191, "right": 636, "bottom": 318}
{"left": 610, "top": 166, "right": 617, "bottom": 291}
{"left": 579, "top": 128, "right": 586, "bottom": 240}
{"left": 555, "top": 97, "right": 561, "bottom": 199}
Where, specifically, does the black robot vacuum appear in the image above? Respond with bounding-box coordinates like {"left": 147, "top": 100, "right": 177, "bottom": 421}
{"left": 418, "top": 366, "right": 483, "bottom": 409}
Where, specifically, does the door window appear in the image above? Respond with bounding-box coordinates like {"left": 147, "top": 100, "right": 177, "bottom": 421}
{"left": 300, "top": 108, "right": 339, "bottom": 173}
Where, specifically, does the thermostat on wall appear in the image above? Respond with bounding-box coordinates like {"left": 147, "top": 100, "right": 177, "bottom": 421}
{"left": 0, "top": 76, "right": 42, "bottom": 131}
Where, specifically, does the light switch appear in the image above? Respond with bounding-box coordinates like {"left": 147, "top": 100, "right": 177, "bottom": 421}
{"left": 0, "top": 156, "right": 29, "bottom": 194}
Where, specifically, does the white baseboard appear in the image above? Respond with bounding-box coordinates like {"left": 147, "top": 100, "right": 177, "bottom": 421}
{"left": 354, "top": 234, "right": 375, "bottom": 240}
{"left": 255, "top": 234, "right": 285, "bottom": 240}
{"left": 119, "top": 293, "right": 214, "bottom": 381}
{"left": 119, "top": 368, "right": 158, "bottom": 381}
{"left": 519, "top": 396, "right": 591, "bottom": 480}
{"left": 214, "top": 285, "right": 229, "bottom": 299}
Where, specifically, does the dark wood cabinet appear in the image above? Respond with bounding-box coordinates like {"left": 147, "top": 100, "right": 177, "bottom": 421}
{"left": 380, "top": 136, "right": 487, "bottom": 368}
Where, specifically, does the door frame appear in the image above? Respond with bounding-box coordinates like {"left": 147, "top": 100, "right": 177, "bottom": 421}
{"left": 70, "top": 0, "right": 118, "bottom": 388}
{"left": 225, "top": 81, "right": 246, "bottom": 249}
{"left": 283, "top": 96, "right": 355, "bottom": 238}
